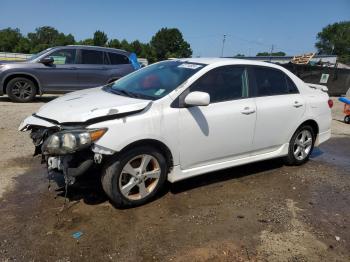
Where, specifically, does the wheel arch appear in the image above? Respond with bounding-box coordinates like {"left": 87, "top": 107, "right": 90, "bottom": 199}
{"left": 291, "top": 119, "right": 319, "bottom": 141}
{"left": 3, "top": 73, "right": 41, "bottom": 95}
{"left": 117, "top": 139, "right": 174, "bottom": 171}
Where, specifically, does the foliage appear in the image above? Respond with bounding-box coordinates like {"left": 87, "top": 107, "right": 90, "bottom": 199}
{"left": 0, "top": 26, "right": 192, "bottom": 63}
{"left": 256, "top": 51, "right": 286, "bottom": 56}
{"left": 0, "top": 28, "right": 22, "bottom": 52}
{"left": 234, "top": 53, "right": 245, "bottom": 57}
{"left": 93, "top": 30, "right": 108, "bottom": 46}
{"left": 150, "top": 28, "right": 192, "bottom": 60}
{"left": 315, "top": 21, "right": 350, "bottom": 64}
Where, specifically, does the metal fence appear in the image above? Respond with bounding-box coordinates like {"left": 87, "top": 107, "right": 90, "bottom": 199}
{"left": 0, "top": 52, "right": 32, "bottom": 61}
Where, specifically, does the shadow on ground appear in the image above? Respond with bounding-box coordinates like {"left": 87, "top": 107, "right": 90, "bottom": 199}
{"left": 0, "top": 95, "right": 59, "bottom": 103}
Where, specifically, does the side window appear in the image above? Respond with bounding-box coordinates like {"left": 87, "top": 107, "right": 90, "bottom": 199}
{"left": 109, "top": 52, "right": 130, "bottom": 65}
{"left": 189, "top": 66, "right": 248, "bottom": 103}
{"left": 47, "top": 49, "right": 76, "bottom": 65}
{"left": 81, "top": 49, "right": 104, "bottom": 64}
{"left": 254, "top": 67, "right": 297, "bottom": 96}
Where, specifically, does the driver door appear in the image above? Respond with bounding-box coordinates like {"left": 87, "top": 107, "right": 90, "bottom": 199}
{"left": 36, "top": 48, "right": 80, "bottom": 91}
{"left": 178, "top": 66, "right": 256, "bottom": 170}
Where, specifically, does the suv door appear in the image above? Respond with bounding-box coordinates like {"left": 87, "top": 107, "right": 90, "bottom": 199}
{"left": 178, "top": 65, "right": 256, "bottom": 170}
{"left": 106, "top": 52, "right": 134, "bottom": 82}
{"left": 75, "top": 49, "right": 109, "bottom": 89}
{"left": 250, "top": 66, "right": 306, "bottom": 154}
{"left": 36, "top": 48, "right": 79, "bottom": 91}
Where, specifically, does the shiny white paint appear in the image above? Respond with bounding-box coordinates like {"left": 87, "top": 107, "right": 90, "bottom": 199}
{"left": 20, "top": 58, "right": 332, "bottom": 183}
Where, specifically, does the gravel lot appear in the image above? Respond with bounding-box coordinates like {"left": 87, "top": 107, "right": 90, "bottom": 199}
{"left": 0, "top": 95, "right": 349, "bottom": 261}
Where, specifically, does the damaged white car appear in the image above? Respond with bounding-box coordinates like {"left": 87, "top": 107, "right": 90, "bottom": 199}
{"left": 19, "top": 58, "right": 332, "bottom": 207}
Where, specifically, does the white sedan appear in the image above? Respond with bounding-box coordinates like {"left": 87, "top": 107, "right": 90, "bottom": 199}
{"left": 19, "top": 58, "right": 332, "bottom": 207}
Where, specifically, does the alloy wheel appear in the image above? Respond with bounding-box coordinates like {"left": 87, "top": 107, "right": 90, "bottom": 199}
{"left": 12, "top": 81, "right": 34, "bottom": 100}
{"left": 119, "top": 154, "right": 161, "bottom": 200}
{"left": 293, "top": 129, "right": 313, "bottom": 161}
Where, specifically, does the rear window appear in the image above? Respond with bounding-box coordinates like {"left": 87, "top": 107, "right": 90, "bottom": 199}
{"left": 81, "top": 49, "right": 104, "bottom": 64}
{"left": 109, "top": 52, "right": 130, "bottom": 65}
{"left": 254, "top": 67, "right": 299, "bottom": 96}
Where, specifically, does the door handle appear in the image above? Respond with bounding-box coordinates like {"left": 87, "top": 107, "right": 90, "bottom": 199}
{"left": 241, "top": 107, "right": 256, "bottom": 115}
{"left": 293, "top": 101, "right": 303, "bottom": 108}
{"left": 69, "top": 67, "right": 77, "bottom": 70}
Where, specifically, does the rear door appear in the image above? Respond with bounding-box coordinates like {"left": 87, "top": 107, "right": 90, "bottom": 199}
{"left": 250, "top": 66, "right": 306, "bottom": 154}
{"left": 75, "top": 49, "right": 109, "bottom": 89}
{"left": 36, "top": 48, "right": 79, "bottom": 91}
{"left": 106, "top": 52, "right": 134, "bottom": 82}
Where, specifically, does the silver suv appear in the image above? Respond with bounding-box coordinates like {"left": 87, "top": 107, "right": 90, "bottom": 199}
{"left": 0, "top": 45, "right": 139, "bottom": 102}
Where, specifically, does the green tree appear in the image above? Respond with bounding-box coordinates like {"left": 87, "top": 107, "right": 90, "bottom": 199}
{"left": 93, "top": 30, "right": 108, "bottom": 46}
{"left": 120, "top": 39, "right": 131, "bottom": 51}
{"left": 130, "top": 40, "right": 143, "bottom": 56}
{"left": 315, "top": 21, "right": 350, "bottom": 64}
{"left": 108, "top": 39, "right": 121, "bottom": 49}
{"left": 0, "top": 28, "right": 22, "bottom": 52}
{"left": 27, "top": 26, "right": 75, "bottom": 53}
{"left": 13, "top": 37, "right": 31, "bottom": 53}
{"left": 79, "top": 38, "right": 94, "bottom": 46}
{"left": 256, "top": 51, "right": 286, "bottom": 56}
{"left": 234, "top": 53, "right": 245, "bottom": 57}
{"left": 150, "top": 28, "right": 192, "bottom": 60}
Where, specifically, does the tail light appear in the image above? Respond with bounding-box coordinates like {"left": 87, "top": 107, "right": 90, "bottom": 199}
{"left": 328, "top": 99, "right": 333, "bottom": 108}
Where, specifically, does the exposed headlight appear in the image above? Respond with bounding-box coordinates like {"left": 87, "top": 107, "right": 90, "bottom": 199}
{"left": 42, "top": 128, "right": 107, "bottom": 155}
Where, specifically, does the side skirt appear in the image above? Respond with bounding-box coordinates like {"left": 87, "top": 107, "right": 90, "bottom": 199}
{"left": 167, "top": 143, "right": 289, "bottom": 183}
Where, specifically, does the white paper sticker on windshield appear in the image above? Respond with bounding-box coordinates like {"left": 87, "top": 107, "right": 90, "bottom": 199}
{"left": 154, "top": 89, "right": 166, "bottom": 96}
{"left": 178, "top": 63, "right": 203, "bottom": 69}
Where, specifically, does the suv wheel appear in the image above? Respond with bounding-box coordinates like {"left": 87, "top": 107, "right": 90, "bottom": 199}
{"left": 6, "top": 77, "right": 36, "bottom": 102}
{"left": 284, "top": 125, "right": 315, "bottom": 165}
{"left": 101, "top": 146, "right": 167, "bottom": 208}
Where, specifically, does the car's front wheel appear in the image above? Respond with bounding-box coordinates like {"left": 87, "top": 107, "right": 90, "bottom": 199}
{"left": 284, "top": 125, "right": 315, "bottom": 165}
{"left": 101, "top": 146, "right": 167, "bottom": 208}
{"left": 6, "top": 77, "right": 36, "bottom": 103}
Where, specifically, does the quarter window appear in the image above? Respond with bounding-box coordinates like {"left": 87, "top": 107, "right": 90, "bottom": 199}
{"left": 109, "top": 52, "right": 130, "bottom": 65}
{"left": 189, "top": 66, "right": 248, "bottom": 103}
{"left": 254, "top": 67, "right": 298, "bottom": 96}
{"left": 81, "top": 49, "right": 104, "bottom": 64}
{"left": 47, "top": 49, "right": 76, "bottom": 65}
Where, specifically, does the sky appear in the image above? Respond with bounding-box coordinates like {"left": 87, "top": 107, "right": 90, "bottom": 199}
{"left": 1, "top": 0, "right": 349, "bottom": 57}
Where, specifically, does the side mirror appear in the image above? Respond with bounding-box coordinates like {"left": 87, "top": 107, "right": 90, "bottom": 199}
{"left": 39, "top": 56, "right": 54, "bottom": 65}
{"left": 184, "top": 91, "right": 210, "bottom": 107}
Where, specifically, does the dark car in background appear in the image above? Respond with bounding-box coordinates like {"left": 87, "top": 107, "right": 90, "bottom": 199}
{"left": 0, "top": 45, "right": 140, "bottom": 102}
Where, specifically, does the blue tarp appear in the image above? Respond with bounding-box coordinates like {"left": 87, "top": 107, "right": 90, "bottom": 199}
{"left": 129, "top": 53, "right": 141, "bottom": 70}
{"left": 339, "top": 97, "right": 350, "bottom": 105}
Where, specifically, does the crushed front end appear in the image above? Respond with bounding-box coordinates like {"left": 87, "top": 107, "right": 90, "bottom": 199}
{"left": 19, "top": 115, "right": 108, "bottom": 185}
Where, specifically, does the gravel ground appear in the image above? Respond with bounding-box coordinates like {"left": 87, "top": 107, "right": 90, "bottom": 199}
{"left": 0, "top": 95, "right": 349, "bottom": 261}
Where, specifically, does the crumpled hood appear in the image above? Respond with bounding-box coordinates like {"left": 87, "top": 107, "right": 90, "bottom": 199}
{"left": 36, "top": 87, "right": 151, "bottom": 123}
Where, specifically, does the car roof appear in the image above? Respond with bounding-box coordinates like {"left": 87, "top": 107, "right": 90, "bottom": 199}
{"left": 177, "top": 57, "right": 284, "bottom": 69}
{"left": 55, "top": 45, "right": 130, "bottom": 54}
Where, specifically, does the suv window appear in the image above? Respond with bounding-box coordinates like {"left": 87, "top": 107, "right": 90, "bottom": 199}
{"left": 253, "top": 67, "right": 298, "bottom": 96}
{"left": 47, "top": 49, "right": 76, "bottom": 65}
{"left": 189, "top": 66, "right": 248, "bottom": 103}
{"left": 81, "top": 49, "right": 104, "bottom": 64}
{"left": 109, "top": 52, "right": 130, "bottom": 65}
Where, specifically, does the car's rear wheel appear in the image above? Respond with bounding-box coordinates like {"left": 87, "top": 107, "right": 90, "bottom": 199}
{"left": 344, "top": 115, "right": 350, "bottom": 124}
{"left": 284, "top": 125, "right": 315, "bottom": 165}
{"left": 6, "top": 77, "right": 36, "bottom": 103}
{"left": 101, "top": 146, "right": 167, "bottom": 208}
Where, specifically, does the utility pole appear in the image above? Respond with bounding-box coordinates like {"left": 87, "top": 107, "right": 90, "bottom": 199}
{"left": 269, "top": 44, "right": 274, "bottom": 61}
{"left": 221, "top": 34, "right": 226, "bottom": 57}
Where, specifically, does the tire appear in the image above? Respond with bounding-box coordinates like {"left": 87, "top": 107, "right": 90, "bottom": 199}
{"left": 6, "top": 77, "right": 36, "bottom": 102}
{"left": 344, "top": 115, "right": 350, "bottom": 124}
{"left": 101, "top": 146, "right": 168, "bottom": 208}
{"left": 284, "top": 125, "right": 315, "bottom": 166}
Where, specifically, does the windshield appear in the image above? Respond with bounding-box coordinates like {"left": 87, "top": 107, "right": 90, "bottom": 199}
{"left": 106, "top": 60, "right": 205, "bottom": 100}
{"left": 27, "top": 48, "right": 53, "bottom": 61}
